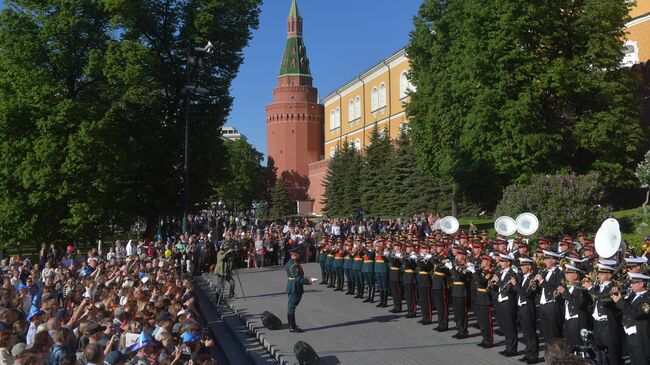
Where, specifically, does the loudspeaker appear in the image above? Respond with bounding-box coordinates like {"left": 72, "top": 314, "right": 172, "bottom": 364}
{"left": 294, "top": 340, "right": 319, "bottom": 365}
{"left": 261, "top": 311, "right": 282, "bottom": 330}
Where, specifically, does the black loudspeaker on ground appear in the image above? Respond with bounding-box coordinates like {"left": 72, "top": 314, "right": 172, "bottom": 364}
{"left": 261, "top": 311, "right": 282, "bottom": 330}
{"left": 294, "top": 340, "right": 319, "bottom": 365}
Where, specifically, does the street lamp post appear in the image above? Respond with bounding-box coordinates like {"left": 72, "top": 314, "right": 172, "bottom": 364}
{"left": 182, "top": 42, "right": 213, "bottom": 235}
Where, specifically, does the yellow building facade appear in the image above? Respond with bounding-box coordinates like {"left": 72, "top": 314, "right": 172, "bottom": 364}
{"left": 321, "top": 49, "right": 412, "bottom": 158}
{"left": 306, "top": 4, "right": 649, "bottom": 215}
{"left": 626, "top": 0, "right": 650, "bottom": 64}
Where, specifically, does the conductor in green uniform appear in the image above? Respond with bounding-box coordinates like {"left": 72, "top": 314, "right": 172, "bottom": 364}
{"left": 286, "top": 245, "right": 313, "bottom": 333}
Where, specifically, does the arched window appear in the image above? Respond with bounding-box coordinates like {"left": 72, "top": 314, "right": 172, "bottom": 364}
{"left": 329, "top": 110, "right": 338, "bottom": 130}
{"left": 379, "top": 83, "right": 386, "bottom": 107}
{"left": 335, "top": 107, "right": 341, "bottom": 127}
{"left": 622, "top": 40, "right": 639, "bottom": 67}
{"left": 348, "top": 99, "right": 355, "bottom": 121}
{"left": 330, "top": 147, "right": 336, "bottom": 158}
{"left": 354, "top": 138, "right": 361, "bottom": 151}
{"left": 371, "top": 87, "right": 378, "bottom": 110}
{"left": 400, "top": 71, "right": 409, "bottom": 98}
{"left": 354, "top": 96, "right": 361, "bottom": 119}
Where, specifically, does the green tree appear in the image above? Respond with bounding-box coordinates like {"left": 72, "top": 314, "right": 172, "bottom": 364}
{"left": 270, "top": 179, "right": 293, "bottom": 220}
{"left": 0, "top": 0, "right": 261, "bottom": 245}
{"left": 321, "top": 140, "right": 363, "bottom": 218}
{"left": 360, "top": 126, "right": 392, "bottom": 217}
{"left": 213, "top": 139, "right": 265, "bottom": 213}
{"left": 407, "top": 0, "right": 645, "bottom": 209}
{"left": 635, "top": 150, "right": 650, "bottom": 214}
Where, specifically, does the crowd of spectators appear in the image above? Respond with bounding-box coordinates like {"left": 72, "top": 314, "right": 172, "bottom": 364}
{"left": 0, "top": 234, "right": 218, "bottom": 365}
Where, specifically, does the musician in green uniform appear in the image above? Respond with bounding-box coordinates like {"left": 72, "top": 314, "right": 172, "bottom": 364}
{"left": 326, "top": 244, "right": 336, "bottom": 288}
{"left": 318, "top": 239, "right": 329, "bottom": 285}
{"left": 286, "top": 246, "right": 313, "bottom": 333}
{"left": 343, "top": 241, "right": 355, "bottom": 295}
{"left": 362, "top": 240, "right": 376, "bottom": 303}
{"left": 374, "top": 239, "right": 389, "bottom": 307}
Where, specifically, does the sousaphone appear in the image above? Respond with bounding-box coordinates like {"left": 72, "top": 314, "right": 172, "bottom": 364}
{"left": 595, "top": 218, "right": 622, "bottom": 259}
{"left": 516, "top": 213, "right": 539, "bottom": 236}
{"left": 495, "top": 216, "right": 517, "bottom": 237}
{"left": 440, "top": 216, "right": 459, "bottom": 235}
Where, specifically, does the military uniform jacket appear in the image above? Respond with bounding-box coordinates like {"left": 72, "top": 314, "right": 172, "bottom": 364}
{"left": 431, "top": 258, "right": 450, "bottom": 290}
{"left": 417, "top": 258, "right": 434, "bottom": 288}
{"left": 343, "top": 252, "right": 353, "bottom": 270}
{"left": 374, "top": 252, "right": 388, "bottom": 273}
{"left": 352, "top": 251, "right": 364, "bottom": 271}
{"left": 470, "top": 256, "right": 482, "bottom": 293}
{"left": 588, "top": 282, "right": 622, "bottom": 325}
{"left": 285, "top": 259, "right": 309, "bottom": 294}
{"left": 402, "top": 256, "right": 418, "bottom": 285}
{"left": 388, "top": 255, "right": 402, "bottom": 282}
{"left": 491, "top": 267, "right": 517, "bottom": 304}
{"left": 450, "top": 265, "right": 470, "bottom": 298}
{"left": 561, "top": 284, "right": 592, "bottom": 321}
{"left": 333, "top": 251, "right": 344, "bottom": 268}
{"left": 615, "top": 291, "right": 650, "bottom": 346}
{"left": 326, "top": 253, "right": 335, "bottom": 267}
{"left": 474, "top": 269, "right": 493, "bottom": 306}
{"left": 537, "top": 267, "right": 563, "bottom": 305}
{"left": 513, "top": 272, "right": 537, "bottom": 309}
{"left": 362, "top": 251, "right": 375, "bottom": 273}
{"left": 318, "top": 249, "right": 328, "bottom": 265}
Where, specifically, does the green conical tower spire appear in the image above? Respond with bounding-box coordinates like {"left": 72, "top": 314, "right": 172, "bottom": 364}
{"left": 289, "top": 0, "right": 299, "bottom": 18}
{"left": 279, "top": 0, "right": 311, "bottom": 77}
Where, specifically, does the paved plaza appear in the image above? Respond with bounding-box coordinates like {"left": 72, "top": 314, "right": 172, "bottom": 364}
{"left": 228, "top": 263, "right": 532, "bottom": 365}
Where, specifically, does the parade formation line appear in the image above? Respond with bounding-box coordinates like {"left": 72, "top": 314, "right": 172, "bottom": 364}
{"left": 228, "top": 263, "right": 524, "bottom": 365}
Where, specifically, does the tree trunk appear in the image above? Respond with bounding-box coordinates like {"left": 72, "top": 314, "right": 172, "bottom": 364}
{"left": 643, "top": 188, "right": 649, "bottom": 216}
{"left": 451, "top": 181, "right": 458, "bottom": 217}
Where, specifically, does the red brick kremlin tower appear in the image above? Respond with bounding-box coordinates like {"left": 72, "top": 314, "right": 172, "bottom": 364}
{"left": 266, "top": 0, "right": 324, "bottom": 201}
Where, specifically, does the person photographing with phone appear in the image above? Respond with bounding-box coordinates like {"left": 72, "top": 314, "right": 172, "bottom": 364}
{"left": 286, "top": 246, "right": 313, "bottom": 333}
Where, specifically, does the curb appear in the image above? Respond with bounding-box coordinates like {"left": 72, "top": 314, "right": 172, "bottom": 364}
{"left": 230, "top": 301, "right": 292, "bottom": 365}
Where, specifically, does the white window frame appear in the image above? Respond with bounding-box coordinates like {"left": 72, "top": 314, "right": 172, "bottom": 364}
{"left": 371, "top": 87, "right": 379, "bottom": 111}
{"left": 379, "top": 83, "right": 387, "bottom": 108}
{"left": 354, "top": 138, "right": 361, "bottom": 151}
{"left": 329, "top": 109, "right": 338, "bottom": 130}
{"left": 335, "top": 107, "right": 341, "bottom": 127}
{"left": 354, "top": 96, "right": 361, "bottom": 119}
{"left": 348, "top": 99, "right": 355, "bottom": 122}
{"left": 329, "top": 147, "right": 336, "bottom": 158}
{"left": 400, "top": 71, "right": 409, "bottom": 99}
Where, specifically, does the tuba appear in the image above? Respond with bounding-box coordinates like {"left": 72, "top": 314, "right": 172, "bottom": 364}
{"left": 495, "top": 216, "right": 517, "bottom": 237}
{"left": 440, "top": 216, "right": 459, "bottom": 235}
{"left": 515, "top": 213, "right": 539, "bottom": 237}
{"left": 595, "top": 218, "right": 622, "bottom": 259}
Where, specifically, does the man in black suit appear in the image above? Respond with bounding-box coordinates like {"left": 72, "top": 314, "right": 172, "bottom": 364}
{"left": 492, "top": 253, "right": 518, "bottom": 357}
{"left": 450, "top": 248, "right": 471, "bottom": 339}
{"left": 612, "top": 272, "right": 650, "bottom": 365}
{"left": 513, "top": 257, "right": 539, "bottom": 364}
{"left": 556, "top": 263, "right": 592, "bottom": 347}
{"left": 534, "top": 250, "right": 564, "bottom": 342}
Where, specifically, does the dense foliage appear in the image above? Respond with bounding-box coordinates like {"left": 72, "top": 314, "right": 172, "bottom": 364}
{"left": 322, "top": 131, "right": 467, "bottom": 219}
{"left": 407, "top": 0, "right": 645, "bottom": 209}
{"left": 213, "top": 139, "right": 266, "bottom": 213}
{"left": 0, "top": 0, "right": 262, "bottom": 245}
{"left": 496, "top": 173, "right": 609, "bottom": 237}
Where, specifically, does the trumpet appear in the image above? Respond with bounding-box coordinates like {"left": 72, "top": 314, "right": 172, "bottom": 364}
{"left": 553, "top": 279, "right": 567, "bottom": 298}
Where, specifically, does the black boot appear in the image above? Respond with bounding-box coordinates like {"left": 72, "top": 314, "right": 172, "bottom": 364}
{"left": 327, "top": 274, "right": 335, "bottom": 288}
{"left": 355, "top": 283, "right": 364, "bottom": 298}
{"left": 289, "top": 314, "right": 304, "bottom": 333}
{"left": 345, "top": 280, "right": 353, "bottom": 295}
{"left": 381, "top": 291, "right": 389, "bottom": 307}
{"left": 320, "top": 273, "right": 328, "bottom": 285}
{"left": 376, "top": 290, "right": 384, "bottom": 307}
{"left": 364, "top": 287, "right": 375, "bottom": 303}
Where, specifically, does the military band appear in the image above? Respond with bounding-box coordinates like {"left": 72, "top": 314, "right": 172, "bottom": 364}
{"left": 307, "top": 231, "right": 650, "bottom": 364}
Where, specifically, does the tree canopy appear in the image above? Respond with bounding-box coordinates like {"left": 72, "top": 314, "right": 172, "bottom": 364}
{"left": 407, "top": 0, "right": 646, "bottom": 209}
{"left": 0, "top": 0, "right": 262, "bottom": 245}
{"left": 213, "top": 139, "right": 265, "bottom": 213}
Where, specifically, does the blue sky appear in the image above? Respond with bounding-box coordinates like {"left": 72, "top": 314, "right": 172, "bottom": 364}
{"left": 232, "top": 0, "right": 421, "bottom": 154}
{"left": 0, "top": 0, "right": 422, "bottom": 154}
